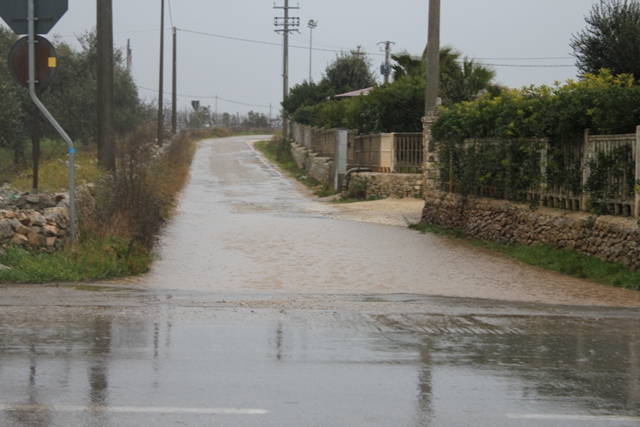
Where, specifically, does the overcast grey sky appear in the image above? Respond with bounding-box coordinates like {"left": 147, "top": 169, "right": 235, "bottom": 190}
{"left": 2, "top": 0, "right": 596, "bottom": 115}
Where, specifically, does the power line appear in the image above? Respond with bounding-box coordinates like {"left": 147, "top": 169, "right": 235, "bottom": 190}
{"left": 137, "top": 86, "right": 273, "bottom": 109}
{"left": 477, "top": 56, "right": 573, "bottom": 61}
{"left": 177, "top": 28, "right": 385, "bottom": 55}
{"left": 167, "top": 0, "right": 174, "bottom": 28}
{"left": 482, "top": 63, "right": 574, "bottom": 68}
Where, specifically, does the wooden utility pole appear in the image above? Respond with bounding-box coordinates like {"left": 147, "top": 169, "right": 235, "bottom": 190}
{"left": 274, "top": 0, "right": 299, "bottom": 137}
{"left": 157, "top": 0, "right": 165, "bottom": 145}
{"left": 126, "top": 39, "right": 132, "bottom": 75}
{"left": 425, "top": 0, "right": 441, "bottom": 115}
{"left": 97, "top": 0, "right": 116, "bottom": 172}
{"left": 171, "top": 26, "right": 177, "bottom": 134}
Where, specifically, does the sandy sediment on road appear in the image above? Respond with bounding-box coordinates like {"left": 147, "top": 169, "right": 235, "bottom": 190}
{"left": 321, "top": 197, "right": 425, "bottom": 227}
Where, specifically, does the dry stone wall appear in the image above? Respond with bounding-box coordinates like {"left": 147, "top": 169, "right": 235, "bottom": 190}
{"left": 349, "top": 173, "right": 423, "bottom": 199}
{"left": 422, "top": 190, "right": 640, "bottom": 270}
{"left": 290, "top": 143, "right": 332, "bottom": 184}
{"left": 0, "top": 189, "right": 71, "bottom": 252}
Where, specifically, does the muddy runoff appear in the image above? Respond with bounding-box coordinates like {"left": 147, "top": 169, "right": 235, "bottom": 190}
{"left": 136, "top": 136, "right": 640, "bottom": 308}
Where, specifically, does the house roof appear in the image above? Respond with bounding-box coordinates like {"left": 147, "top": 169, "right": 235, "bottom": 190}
{"left": 332, "top": 87, "right": 374, "bottom": 99}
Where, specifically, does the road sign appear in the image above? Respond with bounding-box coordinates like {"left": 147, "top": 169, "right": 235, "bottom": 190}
{"left": 8, "top": 35, "right": 57, "bottom": 89}
{"left": 192, "top": 100, "right": 201, "bottom": 111}
{"left": 0, "top": 0, "right": 68, "bottom": 35}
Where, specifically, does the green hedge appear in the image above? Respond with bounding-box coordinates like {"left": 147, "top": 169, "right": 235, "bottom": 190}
{"left": 431, "top": 71, "right": 640, "bottom": 210}
{"left": 432, "top": 70, "right": 640, "bottom": 142}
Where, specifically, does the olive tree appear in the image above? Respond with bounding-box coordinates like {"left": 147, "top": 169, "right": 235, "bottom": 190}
{"left": 571, "top": 0, "right": 640, "bottom": 80}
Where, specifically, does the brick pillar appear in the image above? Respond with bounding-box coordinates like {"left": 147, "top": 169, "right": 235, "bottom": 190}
{"left": 422, "top": 111, "right": 439, "bottom": 192}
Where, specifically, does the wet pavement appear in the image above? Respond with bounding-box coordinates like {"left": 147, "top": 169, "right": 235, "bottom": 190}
{"left": 1, "top": 135, "right": 639, "bottom": 426}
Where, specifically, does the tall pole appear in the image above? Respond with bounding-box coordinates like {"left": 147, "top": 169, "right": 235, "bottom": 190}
{"left": 28, "top": 0, "right": 76, "bottom": 242}
{"left": 274, "top": 1, "right": 299, "bottom": 137}
{"left": 157, "top": 0, "right": 165, "bottom": 145}
{"left": 32, "top": 86, "right": 40, "bottom": 193}
{"left": 308, "top": 20, "right": 317, "bottom": 83}
{"left": 126, "top": 39, "right": 132, "bottom": 75}
{"left": 425, "top": 0, "right": 441, "bottom": 115}
{"left": 379, "top": 41, "right": 394, "bottom": 85}
{"left": 283, "top": 0, "right": 289, "bottom": 135}
{"left": 97, "top": 0, "right": 116, "bottom": 172}
{"left": 171, "top": 26, "right": 177, "bottom": 134}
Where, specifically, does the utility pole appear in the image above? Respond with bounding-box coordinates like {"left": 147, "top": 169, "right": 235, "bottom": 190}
{"left": 97, "top": 0, "right": 116, "bottom": 172}
{"left": 425, "top": 0, "right": 441, "bottom": 115}
{"left": 126, "top": 39, "right": 132, "bottom": 75}
{"left": 378, "top": 41, "right": 395, "bottom": 84}
{"left": 274, "top": 0, "right": 299, "bottom": 136}
{"left": 157, "top": 0, "right": 165, "bottom": 146}
{"left": 307, "top": 19, "right": 317, "bottom": 83}
{"left": 171, "top": 26, "right": 177, "bottom": 134}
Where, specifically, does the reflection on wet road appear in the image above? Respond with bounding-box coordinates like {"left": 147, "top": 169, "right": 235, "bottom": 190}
{"left": 1, "top": 136, "right": 639, "bottom": 426}
{"left": 0, "top": 290, "right": 638, "bottom": 427}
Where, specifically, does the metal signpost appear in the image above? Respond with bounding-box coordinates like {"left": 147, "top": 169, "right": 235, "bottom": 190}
{"left": 0, "top": 0, "right": 76, "bottom": 242}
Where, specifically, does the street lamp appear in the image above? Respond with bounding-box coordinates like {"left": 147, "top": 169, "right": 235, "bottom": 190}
{"left": 308, "top": 19, "right": 317, "bottom": 83}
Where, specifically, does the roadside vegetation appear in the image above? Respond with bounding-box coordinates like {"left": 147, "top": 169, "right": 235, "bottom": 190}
{"left": 254, "top": 136, "right": 333, "bottom": 198}
{"left": 0, "top": 125, "right": 201, "bottom": 283}
{"left": 0, "top": 20, "right": 274, "bottom": 283}
{"left": 283, "top": 46, "right": 496, "bottom": 134}
{"left": 410, "top": 223, "right": 640, "bottom": 290}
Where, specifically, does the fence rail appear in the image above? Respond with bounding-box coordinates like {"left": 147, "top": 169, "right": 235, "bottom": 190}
{"left": 444, "top": 127, "right": 640, "bottom": 217}
{"left": 291, "top": 122, "right": 423, "bottom": 174}
{"left": 394, "top": 133, "right": 424, "bottom": 173}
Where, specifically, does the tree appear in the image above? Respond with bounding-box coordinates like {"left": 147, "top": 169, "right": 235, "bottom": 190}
{"left": 391, "top": 50, "right": 424, "bottom": 80}
{"left": 571, "top": 0, "right": 640, "bottom": 80}
{"left": 0, "top": 27, "right": 28, "bottom": 164}
{"left": 282, "top": 51, "right": 375, "bottom": 117}
{"left": 281, "top": 80, "right": 330, "bottom": 116}
{"left": 323, "top": 50, "right": 376, "bottom": 94}
{"left": 40, "top": 30, "right": 145, "bottom": 145}
{"left": 392, "top": 45, "right": 496, "bottom": 105}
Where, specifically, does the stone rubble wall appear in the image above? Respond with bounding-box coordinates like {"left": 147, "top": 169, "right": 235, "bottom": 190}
{"left": 0, "top": 190, "right": 71, "bottom": 252}
{"left": 422, "top": 190, "right": 640, "bottom": 270}
{"left": 291, "top": 143, "right": 332, "bottom": 184}
{"left": 349, "top": 173, "right": 423, "bottom": 199}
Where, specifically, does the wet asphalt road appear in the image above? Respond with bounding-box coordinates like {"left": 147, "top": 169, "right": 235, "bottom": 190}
{"left": 1, "top": 135, "right": 640, "bottom": 426}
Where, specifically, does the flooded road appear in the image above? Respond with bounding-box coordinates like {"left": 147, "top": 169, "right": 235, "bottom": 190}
{"left": 143, "top": 136, "right": 640, "bottom": 307}
{"left": 1, "top": 135, "right": 639, "bottom": 426}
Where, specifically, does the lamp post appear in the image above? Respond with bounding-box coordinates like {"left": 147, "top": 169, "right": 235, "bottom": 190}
{"left": 308, "top": 19, "right": 317, "bottom": 83}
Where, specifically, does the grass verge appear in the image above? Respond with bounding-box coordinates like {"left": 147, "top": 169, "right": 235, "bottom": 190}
{"left": 254, "top": 137, "right": 334, "bottom": 198}
{"left": 410, "top": 223, "right": 640, "bottom": 291}
{"left": 0, "top": 238, "right": 152, "bottom": 284}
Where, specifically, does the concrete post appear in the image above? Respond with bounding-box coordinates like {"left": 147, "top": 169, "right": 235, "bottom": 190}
{"left": 582, "top": 129, "right": 591, "bottom": 212}
{"left": 422, "top": 111, "right": 439, "bottom": 193}
{"left": 635, "top": 126, "right": 640, "bottom": 218}
{"left": 334, "top": 129, "right": 348, "bottom": 192}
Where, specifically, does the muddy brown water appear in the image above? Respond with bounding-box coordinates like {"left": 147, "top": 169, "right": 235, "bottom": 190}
{"left": 137, "top": 136, "right": 640, "bottom": 308}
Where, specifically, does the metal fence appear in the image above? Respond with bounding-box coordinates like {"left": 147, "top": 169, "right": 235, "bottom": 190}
{"left": 449, "top": 127, "right": 640, "bottom": 217}
{"left": 394, "top": 133, "right": 424, "bottom": 173}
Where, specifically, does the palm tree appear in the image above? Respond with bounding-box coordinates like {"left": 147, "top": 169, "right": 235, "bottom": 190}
{"left": 449, "top": 58, "right": 497, "bottom": 103}
{"left": 391, "top": 50, "right": 424, "bottom": 80}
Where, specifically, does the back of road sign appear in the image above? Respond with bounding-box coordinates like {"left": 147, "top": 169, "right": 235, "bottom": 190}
{"left": 0, "top": 0, "right": 68, "bottom": 35}
{"left": 9, "top": 35, "right": 57, "bottom": 89}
